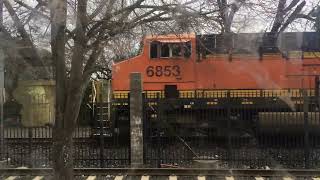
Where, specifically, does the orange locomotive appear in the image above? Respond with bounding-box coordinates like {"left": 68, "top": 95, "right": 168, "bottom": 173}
{"left": 111, "top": 32, "right": 320, "bottom": 136}
{"left": 113, "top": 33, "right": 320, "bottom": 93}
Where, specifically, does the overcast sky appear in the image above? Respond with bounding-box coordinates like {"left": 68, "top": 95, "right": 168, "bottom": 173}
{"left": 233, "top": 0, "right": 319, "bottom": 33}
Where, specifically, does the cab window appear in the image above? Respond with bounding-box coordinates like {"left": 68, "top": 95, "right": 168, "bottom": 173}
{"left": 150, "top": 41, "right": 191, "bottom": 59}
{"left": 161, "top": 44, "right": 170, "bottom": 57}
{"left": 150, "top": 42, "right": 158, "bottom": 58}
{"left": 171, "top": 44, "right": 182, "bottom": 57}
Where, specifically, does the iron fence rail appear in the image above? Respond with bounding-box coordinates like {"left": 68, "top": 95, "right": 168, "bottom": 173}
{"left": 0, "top": 168, "right": 320, "bottom": 176}
{"left": 2, "top": 127, "right": 92, "bottom": 138}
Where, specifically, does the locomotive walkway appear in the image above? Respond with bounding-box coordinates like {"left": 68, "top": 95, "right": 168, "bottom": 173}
{"left": 0, "top": 168, "right": 320, "bottom": 179}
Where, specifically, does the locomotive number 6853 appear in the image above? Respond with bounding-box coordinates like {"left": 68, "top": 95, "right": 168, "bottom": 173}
{"left": 146, "top": 65, "right": 181, "bottom": 77}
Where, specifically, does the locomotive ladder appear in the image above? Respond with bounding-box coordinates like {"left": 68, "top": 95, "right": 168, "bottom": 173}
{"left": 94, "top": 104, "right": 111, "bottom": 136}
{"left": 93, "top": 80, "right": 112, "bottom": 137}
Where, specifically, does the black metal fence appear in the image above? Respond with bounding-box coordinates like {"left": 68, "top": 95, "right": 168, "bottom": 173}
{"left": 0, "top": 126, "right": 130, "bottom": 168}
{"left": 1, "top": 90, "right": 320, "bottom": 169}
{"left": 143, "top": 90, "right": 320, "bottom": 169}
{"left": 0, "top": 97, "right": 130, "bottom": 168}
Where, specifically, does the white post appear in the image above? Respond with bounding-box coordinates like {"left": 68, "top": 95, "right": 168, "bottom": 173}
{"left": 130, "top": 73, "right": 143, "bottom": 167}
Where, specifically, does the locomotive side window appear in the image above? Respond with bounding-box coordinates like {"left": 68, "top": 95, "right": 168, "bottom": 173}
{"left": 171, "top": 44, "right": 182, "bottom": 57}
{"left": 150, "top": 40, "right": 191, "bottom": 59}
{"left": 161, "top": 44, "right": 170, "bottom": 57}
{"left": 150, "top": 42, "right": 158, "bottom": 58}
{"left": 184, "top": 42, "right": 191, "bottom": 57}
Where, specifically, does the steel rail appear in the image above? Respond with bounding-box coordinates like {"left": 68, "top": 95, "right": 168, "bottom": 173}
{"left": 0, "top": 168, "right": 319, "bottom": 177}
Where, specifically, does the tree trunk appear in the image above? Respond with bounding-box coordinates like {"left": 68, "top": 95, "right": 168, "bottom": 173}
{"left": 50, "top": 0, "right": 72, "bottom": 179}
{"left": 0, "top": 0, "right": 3, "bottom": 25}
{"left": 52, "top": 81, "right": 88, "bottom": 180}
{"left": 52, "top": 129, "right": 74, "bottom": 180}
{"left": 270, "top": 0, "right": 286, "bottom": 34}
{"left": 50, "top": 0, "right": 91, "bottom": 178}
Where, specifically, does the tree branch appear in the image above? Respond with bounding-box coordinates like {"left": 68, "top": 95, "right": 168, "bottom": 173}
{"left": 283, "top": 0, "right": 299, "bottom": 13}
{"left": 296, "top": 13, "right": 316, "bottom": 22}
{"left": 270, "top": 0, "right": 286, "bottom": 33}
{"left": 279, "top": 0, "right": 306, "bottom": 33}
{"left": 13, "top": 0, "right": 50, "bottom": 20}
{"left": 3, "top": 0, "right": 44, "bottom": 67}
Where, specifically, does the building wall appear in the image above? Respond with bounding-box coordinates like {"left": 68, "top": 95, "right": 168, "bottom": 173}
{"left": 13, "top": 80, "right": 55, "bottom": 127}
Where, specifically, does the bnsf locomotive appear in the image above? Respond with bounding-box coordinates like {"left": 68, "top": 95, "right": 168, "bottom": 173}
{"left": 111, "top": 32, "right": 320, "bottom": 137}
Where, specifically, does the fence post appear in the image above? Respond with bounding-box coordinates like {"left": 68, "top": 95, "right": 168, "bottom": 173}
{"left": 130, "top": 73, "right": 144, "bottom": 167}
{"left": 156, "top": 92, "right": 161, "bottom": 168}
{"left": 226, "top": 91, "right": 232, "bottom": 168}
{"left": 99, "top": 93, "right": 105, "bottom": 168}
{"left": 28, "top": 128, "right": 33, "bottom": 167}
{"left": 142, "top": 92, "right": 146, "bottom": 165}
{"left": 303, "top": 89, "right": 310, "bottom": 168}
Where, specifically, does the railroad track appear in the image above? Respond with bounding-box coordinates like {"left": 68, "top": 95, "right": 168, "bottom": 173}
{"left": 0, "top": 168, "right": 319, "bottom": 179}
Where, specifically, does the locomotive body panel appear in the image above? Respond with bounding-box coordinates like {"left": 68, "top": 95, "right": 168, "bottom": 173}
{"left": 112, "top": 33, "right": 320, "bottom": 92}
{"left": 195, "top": 57, "right": 320, "bottom": 90}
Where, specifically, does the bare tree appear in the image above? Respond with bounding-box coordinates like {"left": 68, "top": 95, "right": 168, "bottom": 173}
{"left": 0, "top": 0, "right": 3, "bottom": 26}
{"left": 48, "top": 0, "right": 216, "bottom": 179}
{"left": 3, "top": 0, "right": 43, "bottom": 66}
{"left": 270, "top": 0, "right": 307, "bottom": 35}
{"left": 0, "top": 0, "right": 212, "bottom": 178}
{"left": 216, "top": 0, "right": 248, "bottom": 33}
{"left": 310, "top": 5, "right": 320, "bottom": 32}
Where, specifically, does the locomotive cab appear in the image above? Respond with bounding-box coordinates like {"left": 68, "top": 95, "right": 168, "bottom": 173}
{"left": 112, "top": 34, "right": 197, "bottom": 92}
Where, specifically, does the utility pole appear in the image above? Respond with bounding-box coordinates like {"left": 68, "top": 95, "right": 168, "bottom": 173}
{"left": 0, "top": 48, "right": 4, "bottom": 161}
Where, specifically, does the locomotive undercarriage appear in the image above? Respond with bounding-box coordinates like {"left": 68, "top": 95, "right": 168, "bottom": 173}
{"left": 112, "top": 95, "right": 320, "bottom": 140}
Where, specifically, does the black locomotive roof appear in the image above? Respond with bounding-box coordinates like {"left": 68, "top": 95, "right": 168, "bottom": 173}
{"left": 196, "top": 32, "right": 320, "bottom": 54}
